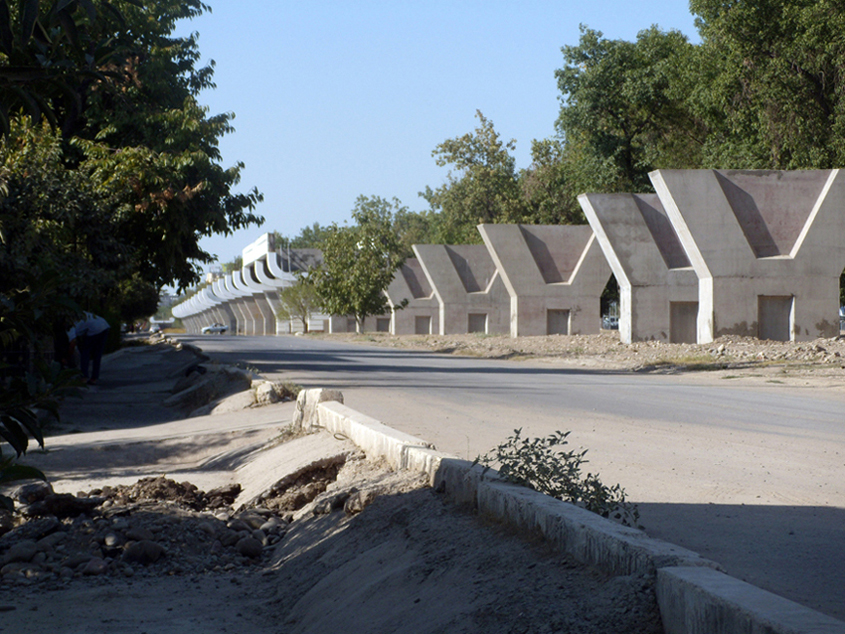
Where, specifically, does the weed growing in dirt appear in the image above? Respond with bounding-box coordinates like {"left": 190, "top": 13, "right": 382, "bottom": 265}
{"left": 474, "top": 429, "right": 640, "bottom": 527}
{"left": 276, "top": 381, "right": 302, "bottom": 399}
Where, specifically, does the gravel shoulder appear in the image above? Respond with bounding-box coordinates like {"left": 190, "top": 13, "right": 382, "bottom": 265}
{"left": 309, "top": 329, "right": 845, "bottom": 389}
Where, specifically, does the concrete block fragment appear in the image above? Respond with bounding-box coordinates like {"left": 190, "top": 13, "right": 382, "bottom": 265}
{"left": 657, "top": 566, "right": 845, "bottom": 634}
{"left": 292, "top": 388, "right": 344, "bottom": 431}
{"left": 315, "top": 401, "right": 433, "bottom": 470}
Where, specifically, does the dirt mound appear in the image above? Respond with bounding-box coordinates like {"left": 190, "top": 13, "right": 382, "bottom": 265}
{"left": 0, "top": 459, "right": 354, "bottom": 588}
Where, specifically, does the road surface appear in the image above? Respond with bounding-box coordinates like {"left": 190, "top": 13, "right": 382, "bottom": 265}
{"left": 183, "top": 334, "right": 845, "bottom": 620}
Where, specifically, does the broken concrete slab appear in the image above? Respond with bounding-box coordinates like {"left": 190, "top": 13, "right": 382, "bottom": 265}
{"left": 234, "top": 431, "right": 358, "bottom": 510}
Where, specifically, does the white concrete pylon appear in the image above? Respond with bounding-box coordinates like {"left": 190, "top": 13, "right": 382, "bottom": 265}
{"left": 651, "top": 169, "right": 845, "bottom": 343}
{"left": 478, "top": 224, "right": 611, "bottom": 337}
{"left": 384, "top": 258, "right": 439, "bottom": 335}
{"left": 413, "top": 244, "right": 510, "bottom": 335}
{"left": 241, "top": 263, "right": 277, "bottom": 335}
{"left": 578, "top": 193, "right": 698, "bottom": 344}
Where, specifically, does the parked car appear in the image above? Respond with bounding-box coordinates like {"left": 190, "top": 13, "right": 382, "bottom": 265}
{"left": 201, "top": 323, "right": 228, "bottom": 335}
{"left": 601, "top": 315, "right": 619, "bottom": 330}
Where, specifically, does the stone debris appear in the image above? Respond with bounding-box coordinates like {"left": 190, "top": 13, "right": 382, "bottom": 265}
{"left": 314, "top": 331, "right": 845, "bottom": 376}
{"left": 162, "top": 351, "right": 300, "bottom": 418}
{"left": 0, "top": 460, "right": 374, "bottom": 588}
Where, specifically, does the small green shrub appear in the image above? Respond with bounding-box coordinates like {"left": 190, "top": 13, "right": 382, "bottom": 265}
{"left": 474, "top": 428, "right": 640, "bottom": 527}
{"left": 276, "top": 381, "right": 302, "bottom": 400}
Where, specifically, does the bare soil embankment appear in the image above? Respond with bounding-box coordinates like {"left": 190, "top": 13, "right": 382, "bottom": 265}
{"left": 0, "top": 339, "right": 665, "bottom": 634}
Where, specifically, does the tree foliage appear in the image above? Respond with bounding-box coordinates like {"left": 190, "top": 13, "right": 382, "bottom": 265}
{"left": 423, "top": 110, "right": 526, "bottom": 244}
{"left": 519, "top": 138, "right": 585, "bottom": 225}
{"left": 0, "top": 118, "right": 124, "bottom": 303}
{"left": 0, "top": 0, "right": 263, "bottom": 297}
{"left": 277, "top": 279, "right": 319, "bottom": 333}
{"left": 274, "top": 222, "right": 332, "bottom": 251}
{"left": 308, "top": 196, "right": 406, "bottom": 332}
{"left": 555, "top": 3, "right": 845, "bottom": 189}
{"left": 690, "top": 0, "right": 845, "bottom": 169}
{"left": 555, "top": 26, "right": 701, "bottom": 195}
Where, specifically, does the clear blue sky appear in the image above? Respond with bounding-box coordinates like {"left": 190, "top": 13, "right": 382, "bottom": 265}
{"left": 175, "top": 1, "right": 700, "bottom": 273}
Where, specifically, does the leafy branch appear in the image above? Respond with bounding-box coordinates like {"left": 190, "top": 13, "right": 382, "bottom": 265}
{"left": 474, "top": 428, "right": 640, "bottom": 527}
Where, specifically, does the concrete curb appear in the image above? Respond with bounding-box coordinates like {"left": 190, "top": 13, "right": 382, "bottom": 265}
{"left": 657, "top": 566, "right": 845, "bottom": 634}
{"left": 294, "top": 388, "right": 845, "bottom": 634}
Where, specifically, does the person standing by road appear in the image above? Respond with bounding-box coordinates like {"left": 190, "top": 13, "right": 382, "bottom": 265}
{"left": 67, "top": 313, "right": 111, "bottom": 385}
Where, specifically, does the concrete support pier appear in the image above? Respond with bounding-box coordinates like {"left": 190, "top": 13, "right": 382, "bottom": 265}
{"left": 413, "top": 244, "right": 510, "bottom": 335}
{"left": 652, "top": 169, "right": 845, "bottom": 343}
{"left": 579, "top": 193, "right": 698, "bottom": 344}
{"left": 385, "top": 258, "right": 440, "bottom": 335}
{"left": 478, "top": 224, "right": 611, "bottom": 337}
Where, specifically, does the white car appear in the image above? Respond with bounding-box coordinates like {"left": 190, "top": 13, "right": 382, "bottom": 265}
{"left": 201, "top": 323, "right": 228, "bottom": 335}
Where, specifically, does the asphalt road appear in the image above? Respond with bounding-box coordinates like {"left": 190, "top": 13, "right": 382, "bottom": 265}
{"left": 182, "top": 333, "right": 845, "bottom": 621}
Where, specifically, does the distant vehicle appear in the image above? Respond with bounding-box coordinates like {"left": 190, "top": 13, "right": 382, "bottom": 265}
{"left": 601, "top": 315, "right": 619, "bottom": 330}
{"left": 201, "top": 323, "right": 228, "bottom": 335}
{"left": 149, "top": 324, "right": 161, "bottom": 334}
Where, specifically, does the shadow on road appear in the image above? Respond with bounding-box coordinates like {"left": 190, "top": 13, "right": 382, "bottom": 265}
{"left": 637, "top": 501, "right": 845, "bottom": 621}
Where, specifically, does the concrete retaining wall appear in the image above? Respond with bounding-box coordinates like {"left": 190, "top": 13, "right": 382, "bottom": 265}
{"left": 293, "top": 388, "right": 845, "bottom": 634}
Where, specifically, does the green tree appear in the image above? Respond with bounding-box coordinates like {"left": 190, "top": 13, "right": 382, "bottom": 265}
{"left": 115, "top": 273, "right": 160, "bottom": 325}
{"left": 423, "top": 110, "right": 525, "bottom": 244}
{"left": 221, "top": 256, "right": 242, "bottom": 274}
{"left": 277, "top": 279, "right": 320, "bottom": 333}
{"left": 291, "top": 222, "right": 331, "bottom": 248}
{"left": 0, "top": 0, "right": 131, "bottom": 136}
{"left": 309, "top": 196, "right": 406, "bottom": 332}
{"left": 0, "top": 118, "right": 126, "bottom": 303}
{"left": 392, "top": 207, "right": 435, "bottom": 258}
{"left": 273, "top": 222, "right": 332, "bottom": 251}
{"left": 555, "top": 26, "right": 702, "bottom": 195}
{"left": 0, "top": 1, "right": 263, "bottom": 293}
{"left": 690, "top": 0, "right": 845, "bottom": 169}
{"left": 518, "top": 138, "right": 585, "bottom": 225}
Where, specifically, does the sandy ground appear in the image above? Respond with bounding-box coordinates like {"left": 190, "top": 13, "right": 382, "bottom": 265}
{"left": 0, "top": 341, "right": 665, "bottom": 634}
